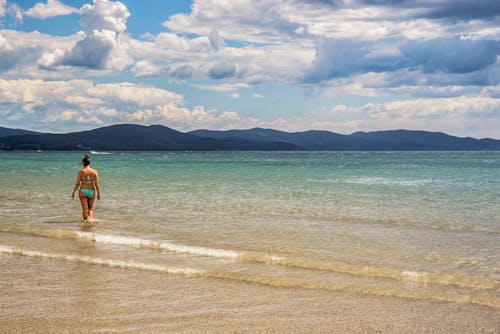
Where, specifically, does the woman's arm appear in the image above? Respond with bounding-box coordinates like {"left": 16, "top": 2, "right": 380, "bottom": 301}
{"left": 71, "top": 171, "right": 81, "bottom": 199}
{"left": 95, "top": 171, "right": 101, "bottom": 200}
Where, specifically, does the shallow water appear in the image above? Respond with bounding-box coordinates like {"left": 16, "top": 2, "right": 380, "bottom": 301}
{"left": 1, "top": 151, "right": 499, "bottom": 333}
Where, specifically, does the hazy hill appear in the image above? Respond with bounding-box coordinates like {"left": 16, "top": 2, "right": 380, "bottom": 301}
{"left": 1, "top": 124, "right": 499, "bottom": 151}
{"left": 350, "top": 130, "right": 500, "bottom": 150}
{"left": 0, "top": 126, "right": 43, "bottom": 138}
{"left": 190, "top": 128, "right": 500, "bottom": 151}
{"left": 0, "top": 124, "right": 298, "bottom": 151}
{"left": 189, "top": 128, "right": 381, "bottom": 150}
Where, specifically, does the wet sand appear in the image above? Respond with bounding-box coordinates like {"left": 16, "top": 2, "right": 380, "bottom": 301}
{"left": 1, "top": 253, "right": 499, "bottom": 334}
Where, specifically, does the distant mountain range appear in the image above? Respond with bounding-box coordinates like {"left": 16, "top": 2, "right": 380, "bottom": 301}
{"left": 1, "top": 124, "right": 499, "bottom": 151}
{"left": 190, "top": 128, "right": 500, "bottom": 150}
{"left": 0, "top": 124, "right": 296, "bottom": 151}
{"left": 0, "top": 126, "right": 45, "bottom": 137}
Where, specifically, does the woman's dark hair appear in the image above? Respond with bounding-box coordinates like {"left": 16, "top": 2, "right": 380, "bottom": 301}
{"left": 82, "top": 154, "right": 91, "bottom": 166}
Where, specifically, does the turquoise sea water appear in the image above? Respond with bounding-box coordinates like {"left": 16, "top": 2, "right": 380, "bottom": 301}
{"left": 1, "top": 151, "right": 499, "bottom": 332}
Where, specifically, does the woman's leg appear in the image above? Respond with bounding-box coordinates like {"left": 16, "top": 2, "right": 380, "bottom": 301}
{"left": 87, "top": 195, "right": 95, "bottom": 219}
{"left": 79, "top": 193, "right": 89, "bottom": 220}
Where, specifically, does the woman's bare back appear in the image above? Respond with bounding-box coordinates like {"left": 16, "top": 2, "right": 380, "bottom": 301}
{"left": 79, "top": 167, "right": 98, "bottom": 190}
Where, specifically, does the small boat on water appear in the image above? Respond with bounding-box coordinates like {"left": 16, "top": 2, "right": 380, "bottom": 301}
{"left": 90, "top": 150, "right": 111, "bottom": 155}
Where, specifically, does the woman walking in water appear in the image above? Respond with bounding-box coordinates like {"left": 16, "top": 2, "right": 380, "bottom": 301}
{"left": 72, "top": 154, "right": 101, "bottom": 221}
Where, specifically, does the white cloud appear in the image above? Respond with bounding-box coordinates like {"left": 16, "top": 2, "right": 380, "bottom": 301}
{"left": 0, "top": 30, "right": 78, "bottom": 64}
{"left": 58, "top": 29, "right": 118, "bottom": 68}
{"left": 314, "top": 95, "right": 500, "bottom": 138}
{"left": 128, "top": 33, "right": 313, "bottom": 82}
{"left": 2, "top": 0, "right": 499, "bottom": 87}
{"left": 1, "top": 77, "right": 499, "bottom": 138}
{"left": 64, "top": 95, "right": 103, "bottom": 106}
{"left": 159, "top": 0, "right": 498, "bottom": 87}
{"left": 25, "top": 0, "right": 78, "bottom": 20}
{"left": 0, "top": 78, "right": 182, "bottom": 120}
{"left": 167, "top": 64, "right": 194, "bottom": 79}
{"left": 194, "top": 83, "right": 250, "bottom": 92}
{"left": 127, "top": 104, "right": 244, "bottom": 130}
{"left": 0, "top": 78, "right": 272, "bottom": 132}
{"left": 304, "top": 64, "right": 500, "bottom": 101}
{"left": 153, "top": 32, "right": 211, "bottom": 53}
{"left": 79, "top": 0, "right": 129, "bottom": 33}
{"left": 0, "top": 78, "right": 256, "bottom": 131}
{"left": 208, "top": 28, "right": 224, "bottom": 51}
{"left": 46, "top": 107, "right": 120, "bottom": 124}
{"left": 163, "top": 0, "right": 495, "bottom": 46}
{"left": 45, "top": 109, "right": 78, "bottom": 122}
{"left": 88, "top": 82, "right": 184, "bottom": 106}
{"left": 131, "top": 60, "right": 165, "bottom": 77}
{"left": 208, "top": 62, "right": 236, "bottom": 79}
{"left": 163, "top": 0, "right": 296, "bottom": 44}
{"left": 291, "top": 7, "right": 447, "bottom": 41}
{"left": 305, "top": 37, "right": 499, "bottom": 83}
{"left": 0, "top": 0, "right": 7, "bottom": 17}
{"left": 0, "top": 0, "right": 22, "bottom": 22}
{"left": 4, "top": 1, "right": 314, "bottom": 83}
{"left": 40, "top": 0, "right": 131, "bottom": 70}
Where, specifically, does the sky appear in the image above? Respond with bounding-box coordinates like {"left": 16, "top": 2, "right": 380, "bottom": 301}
{"left": 0, "top": 0, "right": 499, "bottom": 138}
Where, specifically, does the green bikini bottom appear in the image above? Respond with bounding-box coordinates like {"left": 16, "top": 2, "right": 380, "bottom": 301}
{"left": 81, "top": 189, "right": 95, "bottom": 198}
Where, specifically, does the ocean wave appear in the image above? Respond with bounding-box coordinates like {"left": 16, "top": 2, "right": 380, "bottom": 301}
{"left": 0, "top": 245, "right": 202, "bottom": 275}
{"left": 328, "top": 215, "right": 498, "bottom": 234}
{"left": 307, "top": 177, "right": 434, "bottom": 187}
{"left": 343, "top": 177, "right": 434, "bottom": 187}
{"left": 1, "top": 226, "right": 498, "bottom": 291}
{"left": 1, "top": 244, "right": 498, "bottom": 308}
{"left": 75, "top": 231, "right": 240, "bottom": 259}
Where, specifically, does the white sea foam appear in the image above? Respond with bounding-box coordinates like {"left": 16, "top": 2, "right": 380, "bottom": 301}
{"left": 344, "top": 177, "right": 433, "bottom": 187}
{"left": 2, "top": 244, "right": 498, "bottom": 308}
{"left": 74, "top": 231, "right": 240, "bottom": 259}
{"left": 402, "top": 271, "right": 422, "bottom": 280}
{"left": 0, "top": 245, "right": 13, "bottom": 253}
{"left": 0, "top": 244, "right": 204, "bottom": 275}
{"left": 2, "top": 227, "right": 499, "bottom": 291}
